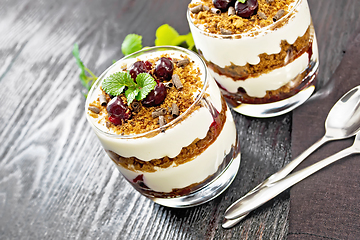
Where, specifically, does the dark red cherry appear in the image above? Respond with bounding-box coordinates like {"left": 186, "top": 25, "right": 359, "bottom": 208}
{"left": 144, "top": 61, "right": 153, "bottom": 71}
{"left": 142, "top": 82, "right": 167, "bottom": 107}
{"left": 213, "top": 0, "right": 234, "bottom": 11}
{"left": 235, "top": 0, "right": 258, "bottom": 18}
{"left": 107, "top": 96, "right": 131, "bottom": 125}
{"left": 128, "top": 61, "right": 152, "bottom": 80}
{"left": 154, "top": 57, "right": 174, "bottom": 81}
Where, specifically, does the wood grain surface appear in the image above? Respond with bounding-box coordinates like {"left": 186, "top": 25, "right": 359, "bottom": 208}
{"left": 0, "top": 0, "right": 359, "bottom": 239}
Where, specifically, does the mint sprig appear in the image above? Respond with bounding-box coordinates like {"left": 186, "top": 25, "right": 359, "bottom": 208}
{"left": 74, "top": 24, "right": 194, "bottom": 98}
{"left": 102, "top": 72, "right": 156, "bottom": 105}
{"left": 101, "top": 71, "right": 133, "bottom": 96}
{"left": 72, "top": 43, "right": 97, "bottom": 97}
{"left": 237, "top": 0, "right": 247, "bottom": 3}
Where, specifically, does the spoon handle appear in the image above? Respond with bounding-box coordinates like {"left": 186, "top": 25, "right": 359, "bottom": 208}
{"left": 261, "top": 135, "right": 329, "bottom": 187}
{"left": 223, "top": 136, "right": 329, "bottom": 225}
{"left": 225, "top": 146, "right": 355, "bottom": 220}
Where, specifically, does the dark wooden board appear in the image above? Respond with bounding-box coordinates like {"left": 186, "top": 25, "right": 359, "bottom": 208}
{"left": 0, "top": 0, "right": 359, "bottom": 239}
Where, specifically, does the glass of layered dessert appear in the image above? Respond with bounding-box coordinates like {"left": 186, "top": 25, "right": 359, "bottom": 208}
{"left": 85, "top": 46, "right": 240, "bottom": 208}
{"left": 187, "top": 0, "right": 319, "bottom": 117}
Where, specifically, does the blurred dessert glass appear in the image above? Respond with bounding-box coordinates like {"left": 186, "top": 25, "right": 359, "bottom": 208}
{"left": 187, "top": 0, "right": 319, "bottom": 117}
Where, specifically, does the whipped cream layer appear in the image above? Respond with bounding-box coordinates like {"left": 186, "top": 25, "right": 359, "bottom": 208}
{"left": 87, "top": 50, "right": 223, "bottom": 161}
{"left": 211, "top": 35, "right": 319, "bottom": 97}
{"left": 188, "top": 0, "right": 318, "bottom": 98}
{"left": 118, "top": 107, "right": 237, "bottom": 193}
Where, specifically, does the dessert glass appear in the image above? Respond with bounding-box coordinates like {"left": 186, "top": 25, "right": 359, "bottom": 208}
{"left": 187, "top": 0, "right": 319, "bottom": 117}
{"left": 85, "top": 46, "right": 240, "bottom": 208}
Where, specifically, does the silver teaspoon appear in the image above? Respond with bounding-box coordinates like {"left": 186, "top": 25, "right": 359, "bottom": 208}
{"left": 223, "top": 85, "right": 360, "bottom": 227}
{"left": 224, "top": 131, "right": 360, "bottom": 222}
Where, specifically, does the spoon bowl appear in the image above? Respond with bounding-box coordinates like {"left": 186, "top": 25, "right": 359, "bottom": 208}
{"left": 325, "top": 86, "right": 360, "bottom": 138}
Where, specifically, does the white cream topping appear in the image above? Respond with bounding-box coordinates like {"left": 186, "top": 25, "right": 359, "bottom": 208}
{"left": 117, "top": 108, "right": 237, "bottom": 193}
{"left": 87, "top": 50, "right": 224, "bottom": 161}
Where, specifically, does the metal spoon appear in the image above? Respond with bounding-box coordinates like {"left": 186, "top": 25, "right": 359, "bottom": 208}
{"left": 223, "top": 85, "right": 360, "bottom": 227}
{"left": 224, "top": 131, "right": 360, "bottom": 222}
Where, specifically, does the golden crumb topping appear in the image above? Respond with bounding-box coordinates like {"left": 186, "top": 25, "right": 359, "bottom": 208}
{"left": 88, "top": 54, "right": 204, "bottom": 136}
{"left": 189, "top": 0, "right": 297, "bottom": 35}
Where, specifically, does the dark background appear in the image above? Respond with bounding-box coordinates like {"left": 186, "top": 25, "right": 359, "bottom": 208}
{"left": 0, "top": 0, "right": 359, "bottom": 239}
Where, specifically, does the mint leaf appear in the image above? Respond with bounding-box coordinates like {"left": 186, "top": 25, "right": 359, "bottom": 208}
{"left": 237, "top": 0, "right": 246, "bottom": 3}
{"left": 155, "top": 24, "right": 195, "bottom": 50}
{"left": 136, "top": 73, "right": 157, "bottom": 100}
{"left": 122, "top": 34, "right": 143, "bottom": 56}
{"left": 102, "top": 72, "right": 156, "bottom": 105}
{"left": 184, "top": 32, "right": 195, "bottom": 50}
{"left": 172, "top": 32, "right": 195, "bottom": 50}
{"left": 155, "top": 24, "right": 180, "bottom": 46}
{"left": 102, "top": 72, "right": 134, "bottom": 96}
{"left": 125, "top": 87, "right": 140, "bottom": 105}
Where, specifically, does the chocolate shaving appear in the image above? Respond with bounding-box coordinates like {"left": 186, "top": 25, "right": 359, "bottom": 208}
{"left": 171, "top": 103, "right": 179, "bottom": 118}
{"left": 88, "top": 106, "right": 100, "bottom": 114}
{"left": 176, "top": 58, "right": 190, "bottom": 68}
{"left": 210, "top": 8, "right": 221, "bottom": 15}
{"left": 99, "top": 94, "right": 107, "bottom": 106}
{"left": 190, "top": 5, "right": 203, "bottom": 14}
{"left": 220, "top": 28, "right": 233, "bottom": 35}
{"left": 172, "top": 74, "right": 183, "bottom": 90}
{"left": 164, "top": 81, "right": 174, "bottom": 88}
{"left": 273, "top": 9, "right": 285, "bottom": 22}
{"left": 172, "top": 59, "right": 178, "bottom": 65}
{"left": 203, "top": 5, "right": 209, "bottom": 11}
{"left": 228, "top": 6, "right": 235, "bottom": 16}
{"left": 152, "top": 108, "right": 167, "bottom": 118}
{"left": 258, "top": 11, "right": 267, "bottom": 20}
{"left": 106, "top": 121, "right": 111, "bottom": 128}
{"left": 131, "top": 101, "right": 141, "bottom": 113}
{"left": 158, "top": 116, "right": 166, "bottom": 132}
{"left": 266, "top": 0, "right": 274, "bottom": 3}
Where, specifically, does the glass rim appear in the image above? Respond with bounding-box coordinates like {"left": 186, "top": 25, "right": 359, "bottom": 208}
{"left": 85, "top": 45, "right": 209, "bottom": 139}
{"left": 186, "top": 0, "right": 302, "bottom": 39}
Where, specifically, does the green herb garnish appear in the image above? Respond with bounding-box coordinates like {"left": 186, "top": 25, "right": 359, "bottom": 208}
{"left": 73, "top": 24, "right": 194, "bottom": 98}
{"left": 155, "top": 24, "right": 195, "bottom": 50}
{"left": 72, "top": 43, "right": 98, "bottom": 97}
{"left": 121, "top": 34, "right": 143, "bottom": 56}
{"left": 237, "top": 0, "right": 247, "bottom": 3}
{"left": 102, "top": 72, "right": 156, "bottom": 105}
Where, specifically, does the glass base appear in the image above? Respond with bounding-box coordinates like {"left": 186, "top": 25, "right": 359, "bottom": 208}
{"left": 225, "top": 60, "right": 319, "bottom": 118}
{"left": 148, "top": 153, "right": 241, "bottom": 208}
{"left": 231, "top": 84, "right": 315, "bottom": 118}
